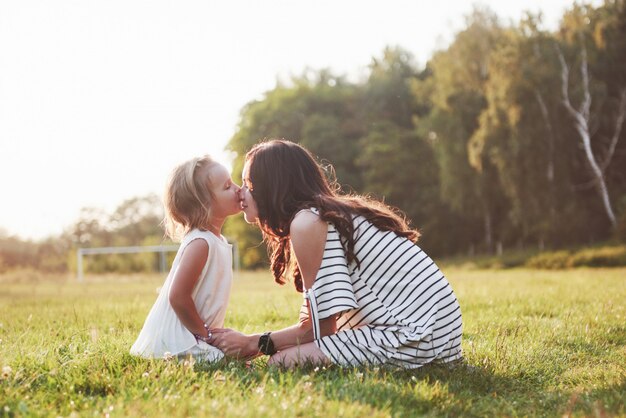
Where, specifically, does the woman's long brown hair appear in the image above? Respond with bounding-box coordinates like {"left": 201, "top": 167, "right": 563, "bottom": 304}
{"left": 245, "top": 139, "right": 420, "bottom": 292}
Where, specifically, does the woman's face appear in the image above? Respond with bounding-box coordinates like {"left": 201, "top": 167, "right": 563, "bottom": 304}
{"left": 240, "top": 160, "right": 259, "bottom": 224}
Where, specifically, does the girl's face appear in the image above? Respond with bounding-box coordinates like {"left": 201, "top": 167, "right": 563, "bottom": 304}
{"left": 207, "top": 164, "right": 242, "bottom": 219}
{"left": 240, "top": 160, "right": 259, "bottom": 224}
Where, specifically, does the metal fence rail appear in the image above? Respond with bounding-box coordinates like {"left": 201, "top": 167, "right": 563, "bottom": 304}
{"left": 76, "top": 242, "right": 240, "bottom": 281}
{"left": 76, "top": 245, "right": 179, "bottom": 282}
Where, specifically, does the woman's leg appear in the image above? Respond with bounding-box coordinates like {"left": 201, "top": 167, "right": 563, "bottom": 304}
{"left": 268, "top": 342, "right": 331, "bottom": 368}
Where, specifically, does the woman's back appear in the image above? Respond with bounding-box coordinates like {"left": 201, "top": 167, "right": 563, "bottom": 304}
{"left": 305, "top": 209, "right": 463, "bottom": 367}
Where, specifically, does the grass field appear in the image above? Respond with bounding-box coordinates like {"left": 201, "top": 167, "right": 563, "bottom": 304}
{"left": 1, "top": 268, "right": 625, "bottom": 417}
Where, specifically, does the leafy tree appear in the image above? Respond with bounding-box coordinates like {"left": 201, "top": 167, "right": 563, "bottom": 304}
{"left": 469, "top": 16, "right": 572, "bottom": 247}
{"left": 415, "top": 7, "right": 508, "bottom": 253}
{"left": 109, "top": 194, "right": 164, "bottom": 245}
{"left": 356, "top": 122, "right": 458, "bottom": 254}
{"left": 225, "top": 70, "right": 362, "bottom": 268}
{"left": 362, "top": 47, "right": 422, "bottom": 129}
{"left": 555, "top": 1, "right": 626, "bottom": 231}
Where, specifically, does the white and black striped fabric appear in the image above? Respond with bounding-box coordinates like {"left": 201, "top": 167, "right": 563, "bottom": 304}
{"left": 302, "top": 209, "right": 463, "bottom": 368}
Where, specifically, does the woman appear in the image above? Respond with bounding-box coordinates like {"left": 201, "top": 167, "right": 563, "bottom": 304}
{"left": 211, "top": 140, "right": 462, "bottom": 368}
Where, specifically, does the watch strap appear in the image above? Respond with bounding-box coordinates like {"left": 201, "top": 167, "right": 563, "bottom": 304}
{"left": 258, "top": 331, "right": 277, "bottom": 355}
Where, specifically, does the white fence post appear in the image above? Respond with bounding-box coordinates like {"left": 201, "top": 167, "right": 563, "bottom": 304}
{"left": 232, "top": 241, "right": 240, "bottom": 272}
{"left": 77, "top": 249, "right": 84, "bottom": 282}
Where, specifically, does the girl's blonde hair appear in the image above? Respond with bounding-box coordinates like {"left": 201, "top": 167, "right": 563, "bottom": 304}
{"left": 163, "top": 155, "right": 220, "bottom": 241}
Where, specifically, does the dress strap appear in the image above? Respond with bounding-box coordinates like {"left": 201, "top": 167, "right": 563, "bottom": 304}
{"left": 305, "top": 289, "right": 321, "bottom": 340}
{"left": 294, "top": 207, "right": 319, "bottom": 218}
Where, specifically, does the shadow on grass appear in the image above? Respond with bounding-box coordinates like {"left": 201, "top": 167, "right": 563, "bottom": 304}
{"left": 316, "top": 362, "right": 520, "bottom": 416}
{"left": 578, "top": 380, "right": 626, "bottom": 416}
{"left": 123, "top": 350, "right": 624, "bottom": 417}
{"left": 311, "top": 361, "right": 624, "bottom": 417}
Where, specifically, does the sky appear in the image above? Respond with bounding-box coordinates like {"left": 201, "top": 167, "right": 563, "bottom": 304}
{"left": 0, "top": 0, "right": 598, "bottom": 240}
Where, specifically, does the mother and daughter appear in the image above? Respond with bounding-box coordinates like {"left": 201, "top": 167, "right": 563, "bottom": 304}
{"left": 130, "top": 139, "right": 463, "bottom": 368}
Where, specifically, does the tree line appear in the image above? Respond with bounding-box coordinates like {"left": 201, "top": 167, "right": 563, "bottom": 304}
{"left": 0, "top": 195, "right": 169, "bottom": 274}
{"left": 2, "top": 1, "right": 624, "bottom": 274}
{"left": 225, "top": 1, "right": 626, "bottom": 268}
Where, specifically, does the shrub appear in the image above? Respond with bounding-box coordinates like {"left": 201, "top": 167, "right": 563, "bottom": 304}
{"left": 525, "top": 251, "right": 572, "bottom": 269}
{"left": 525, "top": 246, "right": 626, "bottom": 269}
{"left": 568, "top": 246, "right": 626, "bottom": 267}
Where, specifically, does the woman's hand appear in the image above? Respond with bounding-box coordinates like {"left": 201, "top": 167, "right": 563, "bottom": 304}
{"left": 210, "top": 328, "right": 259, "bottom": 359}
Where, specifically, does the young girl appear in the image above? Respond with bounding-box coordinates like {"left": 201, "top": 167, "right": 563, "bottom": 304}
{"left": 211, "top": 140, "right": 462, "bottom": 368}
{"left": 130, "top": 155, "right": 241, "bottom": 361}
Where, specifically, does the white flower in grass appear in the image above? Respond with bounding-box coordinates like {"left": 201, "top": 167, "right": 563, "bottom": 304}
{"left": 1, "top": 366, "right": 12, "bottom": 379}
{"left": 163, "top": 352, "right": 174, "bottom": 361}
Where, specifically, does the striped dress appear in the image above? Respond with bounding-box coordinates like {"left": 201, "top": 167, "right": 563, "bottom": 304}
{"left": 301, "top": 209, "right": 463, "bottom": 368}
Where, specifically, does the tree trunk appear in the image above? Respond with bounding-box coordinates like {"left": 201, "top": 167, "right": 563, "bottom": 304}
{"left": 573, "top": 120, "right": 617, "bottom": 227}
{"left": 556, "top": 43, "right": 618, "bottom": 228}
{"left": 534, "top": 90, "right": 558, "bottom": 240}
{"left": 484, "top": 211, "right": 493, "bottom": 254}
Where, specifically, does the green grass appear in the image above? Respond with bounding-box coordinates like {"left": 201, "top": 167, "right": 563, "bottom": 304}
{"left": 1, "top": 268, "right": 625, "bottom": 417}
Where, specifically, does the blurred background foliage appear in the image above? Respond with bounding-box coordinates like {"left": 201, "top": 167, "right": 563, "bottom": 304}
{"left": 2, "top": 1, "right": 626, "bottom": 275}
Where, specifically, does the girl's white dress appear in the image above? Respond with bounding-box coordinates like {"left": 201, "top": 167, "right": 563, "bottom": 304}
{"left": 130, "top": 229, "right": 232, "bottom": 361}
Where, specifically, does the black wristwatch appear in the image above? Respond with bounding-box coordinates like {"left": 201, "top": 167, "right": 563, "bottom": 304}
{"left": 258, "top": 332, "right": 277, "bottom": 355}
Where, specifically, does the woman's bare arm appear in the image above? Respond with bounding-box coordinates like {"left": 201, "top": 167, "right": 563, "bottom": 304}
{"left": 211, "top": 211, "right": 337, "bottom": 357}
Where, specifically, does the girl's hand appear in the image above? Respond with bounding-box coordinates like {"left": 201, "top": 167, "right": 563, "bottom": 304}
{"left": 210, "top": 328, "right": 259, "bottom": 359}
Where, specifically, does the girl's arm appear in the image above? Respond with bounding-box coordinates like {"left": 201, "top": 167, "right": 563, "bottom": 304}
{"left": 168, "top": 239, "right": 210, "bottom": 339}
{"left": 212, "top": 210, "right": 336, "bottom": 357}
